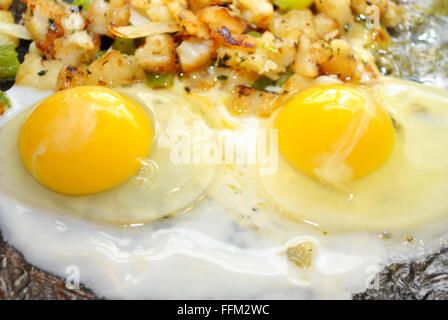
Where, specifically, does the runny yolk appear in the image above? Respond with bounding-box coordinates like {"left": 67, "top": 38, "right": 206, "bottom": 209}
{"left": 20, "top": 86, "right": 152, "bottom": 195}
{"left": 275, "top": 85, "right": 395, "bottom": 185}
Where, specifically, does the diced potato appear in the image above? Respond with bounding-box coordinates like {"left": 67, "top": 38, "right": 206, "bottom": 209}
{"left": 237, "top": 0, "right": 273, "bottom": 27}
{"left": 368, "top": 26, "right": 391, "bottom": 50}
{"left": 292, "top": 35, "right": 330, "bottom": 78}
{"left": 269, "top": 9, "right": 316, "bottom": 41}
{"left": 177, "top": 38, "right": 215, "bottom": 72}
{"left": 87, "top": 0, "right": 110, "bottom": 35}
{"left": 282, "top": 73, "right": 315, "bottom": 95}
{"left": 197, "top": 6, "right": 246, "bottom": 35}
{"left": 314, "top": 0, "right": 352, "bottom": 27}
{"left": 54, "top": 42, "right": 86, "bottom": 65}
{"left": 218, "top": 46, "right": 277, "bottom": 74}
{"left": 294, "top": 37, "right": 357, "bottom": 80}
{"left": 134, "top": 34, "right": 177, "bottom": 73}
{"left": 241, "top": 52, "right": 278, "bottom": 77}
{"left": 314, "top": 12, "right": 339, "bottom": 40}
{"left": 0, "top": 10, "right": 14, "bottom": 24}
{"left": 256, "top": 32, "right": 295, "bottom": 78}
{"left": 216, "top": 32, "right": 294, "bottom": 79}
{"left": 109, "top": 0, "right": 131, "bottom": 27}
{"left": 57, "top": 64, "right": 88, "bottom": 90}
{"left": 23, "top": 0, "right": 65, "bottom": 44}
{"left": 130, "top": 0, "right": 152, "bottom": 15}
{"left": 382, "top": 1, "right": 403, "bottom": 28}
{"left": 320, "top": 39, "right": 357, "bottom": 80}
{"left": 87, "top": 0, "right": 130, "bottom": 36}
{"left": 146, "top": 0, "right": 175, "bottom": 22}
{"left": 163, "top": 0, "right": 209, "bottom": 39}
{"left": 16, "top": 52, "right": 64, "bottom": 90}
{"left": 54, "top": 31, "right": 97, "bottom": 65}
{"left": 187, "top": 0, "right": 231, "bottom": 11}
{"left": 85, "top": 50, "right": 146, "bottom": 86}
{"left": 28, "top": 41, "right": 44, "bottom": 56}
{"left": 3, "top": 0, "right": 398, "bottom": 92}
{"left": 212, "top": 28, "right": 257, "bottom": 51}
{"left": 351, "top": 0, "right": 388, "bottom": 16}
{"left": 0, "top": 0, "right": 12, "bottom": 10}
{"left": 61, "top": 11, "right": 86, "bottom": 33}
{"left": 217, "top": 46, "right": 252, "bottom": 67}
{"left": 58, "top": 51, "right": 146, "bottom": 89}
{"left": 65, "top": 31, "right": 96, "bottom": 50}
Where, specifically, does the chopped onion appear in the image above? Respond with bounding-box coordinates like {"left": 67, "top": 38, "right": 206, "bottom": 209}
{"left": 108, "top": 22, "right": 180, "bottom": 39}
{"left": 0, "top": 23, "right": 33, "bottom": 40}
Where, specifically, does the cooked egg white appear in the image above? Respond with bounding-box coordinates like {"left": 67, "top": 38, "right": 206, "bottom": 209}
{"left": 0, "top": 79, "right": 447, "bottom": 299}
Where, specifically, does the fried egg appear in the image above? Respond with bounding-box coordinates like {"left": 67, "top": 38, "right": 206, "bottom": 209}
{"left": 0, "top": 79, "right": 447, "bottom": 299}
{"left": 257, "top": 80, "right": 448, "bottom": 230}
{"left": 0, "top": 84, "right": 217, "bottom": 224}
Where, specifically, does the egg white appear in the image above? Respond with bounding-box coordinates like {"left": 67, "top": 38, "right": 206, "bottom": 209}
{"left": 0, "top": 81, "right": 447, "bottom": 299}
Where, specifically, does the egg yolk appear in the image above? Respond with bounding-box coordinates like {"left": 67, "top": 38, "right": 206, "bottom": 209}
{"left": 20, "top": 86, "right": 152, "bottom": 195}
{"left": 275, "top": 85, "right": 394, "bottom": 185}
